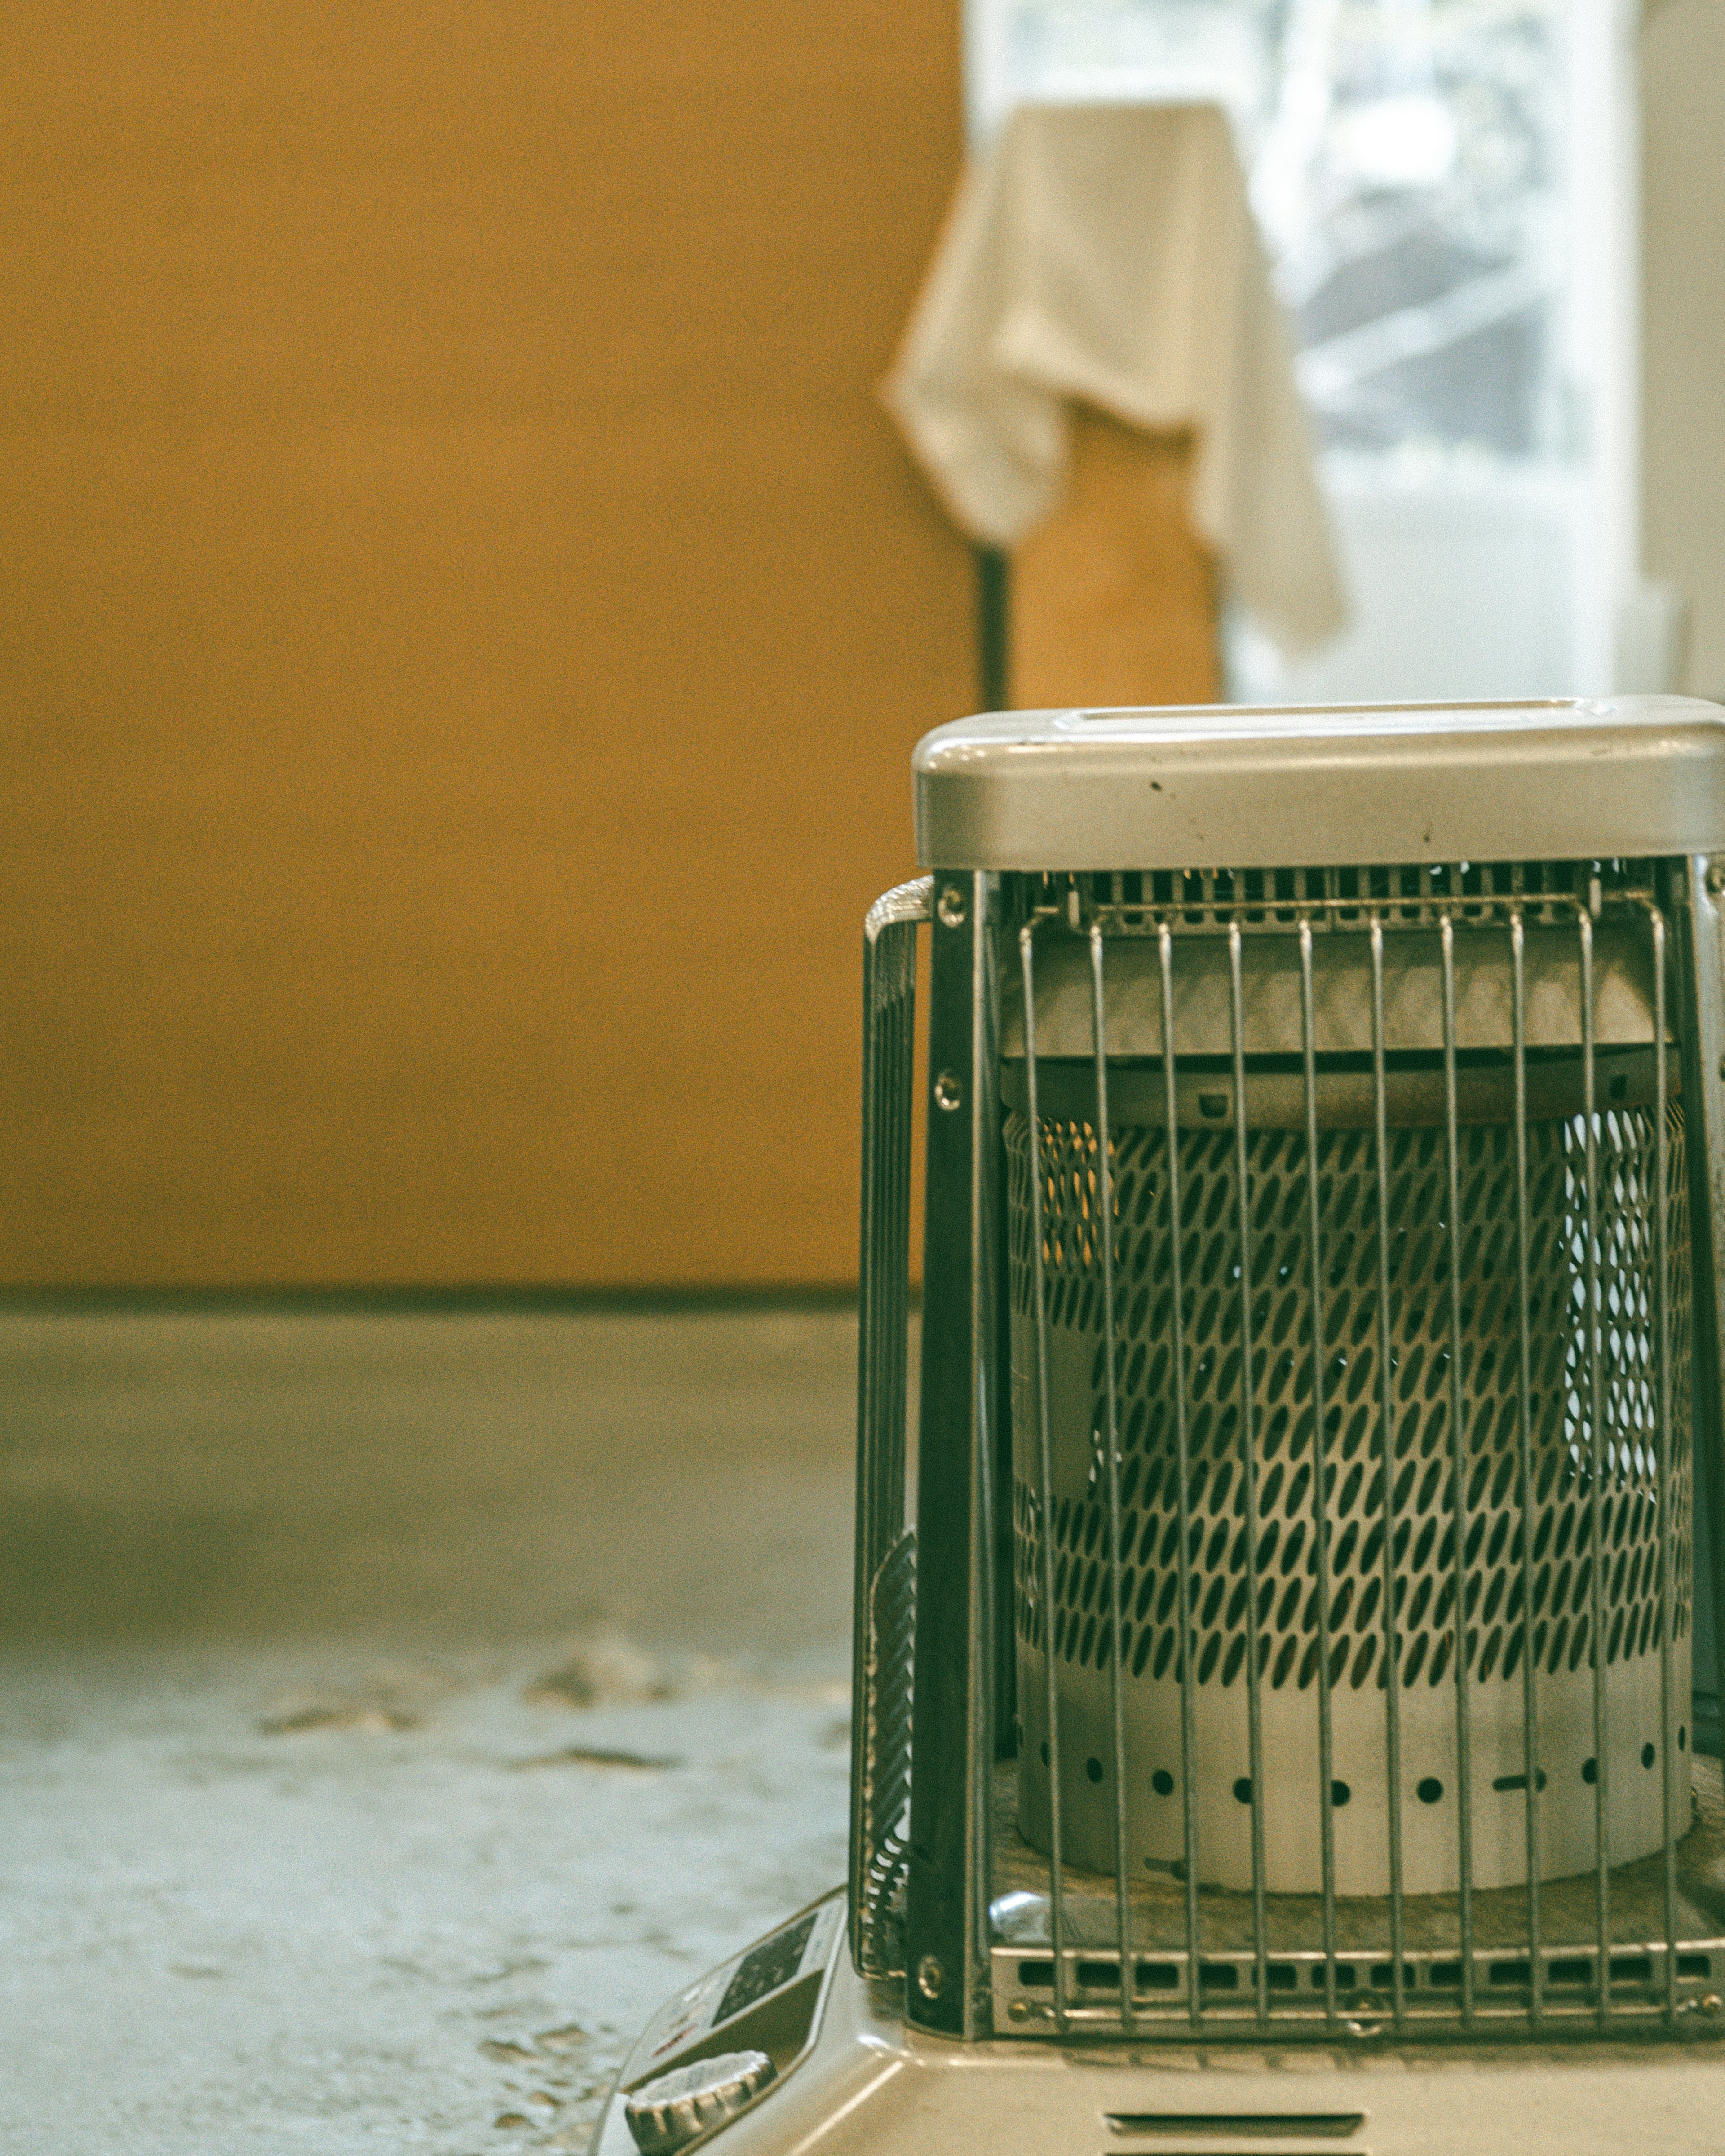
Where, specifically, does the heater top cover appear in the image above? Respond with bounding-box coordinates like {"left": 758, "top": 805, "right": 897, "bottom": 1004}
{"left": 914, "top": 694, "right": 1725, "bottom": 871}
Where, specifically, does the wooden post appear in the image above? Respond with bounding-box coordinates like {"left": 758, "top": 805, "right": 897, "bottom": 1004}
{"left": 1010, "top": 407, "right": 1220, "bottom": 709}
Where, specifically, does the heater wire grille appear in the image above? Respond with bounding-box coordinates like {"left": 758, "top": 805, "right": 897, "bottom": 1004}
{"left": 985, "top": 872, "right": 1707, "bottom": 2040}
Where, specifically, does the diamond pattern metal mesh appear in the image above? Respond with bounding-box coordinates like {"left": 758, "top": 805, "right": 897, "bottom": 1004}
{"left": 1006, "top": 1100, "right": 1691, "bottom": 1701}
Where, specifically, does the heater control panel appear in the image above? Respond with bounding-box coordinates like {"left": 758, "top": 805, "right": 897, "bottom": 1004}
{"left": 620, "top": 1894, "right": 845, "bottom": 2099}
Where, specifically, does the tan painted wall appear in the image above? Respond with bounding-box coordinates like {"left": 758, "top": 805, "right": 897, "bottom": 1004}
{"left": 1642, "top": 0, "right": 1725, "bottom": 702}
{"left": 0, "top": 2, "right": 971, "bottom": 1286}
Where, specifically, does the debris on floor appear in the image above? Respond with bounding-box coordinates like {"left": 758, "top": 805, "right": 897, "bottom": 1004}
{"left": 508, "top": 1745, "right": 681, "bottom": 1773}
{"left": 259, "top": 1700, "right": 422, "bottom": 1735}
{"left": 0, "top": 1304, "right": 862, "bottom": 2156}
{"left": 524, "top": 1635, "right": 678, "bottom": 1709}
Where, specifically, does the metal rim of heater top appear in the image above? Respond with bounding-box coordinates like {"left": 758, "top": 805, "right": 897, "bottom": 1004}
{"left": 849, "top": 696, "right": 1725, "bottom": 2049}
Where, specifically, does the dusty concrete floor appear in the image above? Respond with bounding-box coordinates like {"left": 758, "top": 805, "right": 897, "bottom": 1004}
{"left": 0, "top": 1307, "right": 870, "bottom": 2155}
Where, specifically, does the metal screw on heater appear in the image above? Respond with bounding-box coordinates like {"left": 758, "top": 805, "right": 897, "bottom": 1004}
{"left": 1707, "top": 861, "right": 1725, "bottom": 897}
{"left": 918, "top": 1953, "right": 945, "bottom": 2000}
{"left": 938, "top": 884, "right": 969, "bottom": 928}
{"left": 934, "top": 1070, "right": 964, "bottom": 1112}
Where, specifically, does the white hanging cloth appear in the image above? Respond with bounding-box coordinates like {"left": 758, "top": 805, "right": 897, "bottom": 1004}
{"left": 882, "top": 102, "right": 1348, "bottom": 658}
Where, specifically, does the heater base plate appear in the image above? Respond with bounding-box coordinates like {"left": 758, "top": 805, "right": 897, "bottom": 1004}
{"left": 595, "top": 1909, "right": 1725, "bottom": 2156}
{"left": 988, "top": 1757, "right": 1725, "bottom": 2036}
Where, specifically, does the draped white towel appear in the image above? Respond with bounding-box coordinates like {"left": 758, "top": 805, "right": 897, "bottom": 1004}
{"left": 882, "top": 102, "right": 1349, "bottom": 658}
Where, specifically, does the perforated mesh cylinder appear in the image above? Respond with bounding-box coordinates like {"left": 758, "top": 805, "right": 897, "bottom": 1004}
{"left": 1008, "top": 1062, "right": 1691, "bottom": 1898}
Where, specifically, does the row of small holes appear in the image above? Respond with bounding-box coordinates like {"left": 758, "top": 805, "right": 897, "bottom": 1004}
{"left": 1038, "top": 1734, "right": 1685, "bottom": 1803}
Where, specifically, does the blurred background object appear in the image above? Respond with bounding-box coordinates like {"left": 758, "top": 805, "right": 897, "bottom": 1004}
{"left": 0, "top": 0, "right": 969, "bottom": 1290}
{"left": 1008, "top": 416, "right": 1221, "bottom": 707}
{"left": 964, "top": 0, "right": 1708, "bottom": 709}
{"left": 884, "top": 100, "right": 1347, "bottom": 709}
{"left": 1641, "top": 0, "right": 1725, "bottom": 707}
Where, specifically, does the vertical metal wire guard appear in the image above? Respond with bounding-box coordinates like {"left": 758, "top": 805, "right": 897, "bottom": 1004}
{"left": 1228, "top": 923, "right": 1271, "bottom": 2020}
{"left": 1020, "top": 923, "right": 1069, "bottom": 2028}
{"left": 1653, "top": 904, "right": 1677, "bottom": 2021}
{"left": 1370, "top": 920, "right": 1408, "bottom": 2030}
{"left": 1159, "top": 924, "right": 1203, "bottom": 2022}
{"left": 1581, "top": 913, "right": 1612, "bottom": 2023}
{"left": 1678, "top": 860, "right": 1725, "bottom": 1760}
{"left": 1510, "top": 910, "right": 1544, "bottom": 2025}
{"left": 972, "top": 875, "right": 1002, "bottom": 2018}
{"left": 1439, "top": 917, "right": 1476, "bottom": 2022}
{"left": 850, "top": 876, "right": 930, "bottom": 1975}
{"left": 1088, "top": 928, "right": 1135, "bottom": 2027}
{"left": 1298, "top": 923, "right": 1339, "bottom": 2026}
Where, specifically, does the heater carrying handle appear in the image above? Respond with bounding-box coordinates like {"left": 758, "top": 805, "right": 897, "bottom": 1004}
{"left": 849, "top": 876, "right": 930, "bottom": 1977}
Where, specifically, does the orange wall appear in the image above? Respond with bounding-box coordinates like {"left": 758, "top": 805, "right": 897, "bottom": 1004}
{"left": 0, "top": 2, "right": 971, "bottom": 1285}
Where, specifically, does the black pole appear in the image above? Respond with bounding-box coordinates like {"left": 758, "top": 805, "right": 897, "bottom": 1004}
{"left": 977, "top": 547, "right": 1010, "bottom": 713}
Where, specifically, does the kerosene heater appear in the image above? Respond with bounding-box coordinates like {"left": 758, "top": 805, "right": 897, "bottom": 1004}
{"left": 593, "top": 699, "right": 1725, "bottom": 2156}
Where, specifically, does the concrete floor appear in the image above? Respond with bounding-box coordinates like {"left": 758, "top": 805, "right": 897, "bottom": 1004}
{"left": 0, "top": 1307, "right": 869, "bottom": 2155}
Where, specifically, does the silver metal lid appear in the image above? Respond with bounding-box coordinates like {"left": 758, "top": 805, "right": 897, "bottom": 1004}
{"left": 913, "top": 697, "right": 1725, "bottom": 870}
{"left": 624, "top": 2050, "right": 776, "bottom": 2155}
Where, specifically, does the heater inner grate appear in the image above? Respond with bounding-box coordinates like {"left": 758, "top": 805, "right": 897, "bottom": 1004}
{"left": 1006, "top": 1105, "right": 1692, "bottom": 1703}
